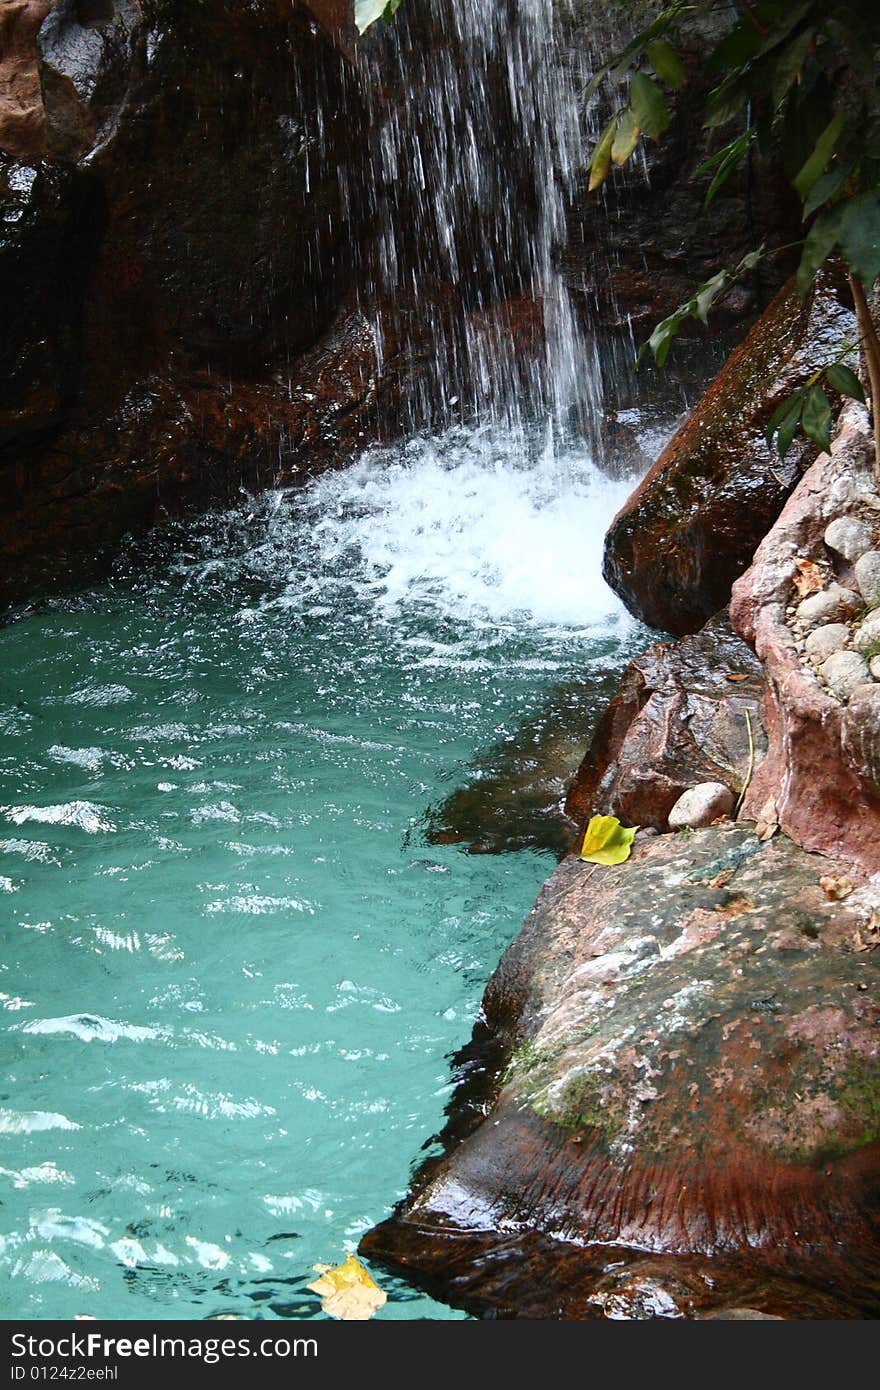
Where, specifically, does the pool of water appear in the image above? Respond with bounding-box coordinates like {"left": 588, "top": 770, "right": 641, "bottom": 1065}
{"left": 0, "top": 421, "right": 646, "bottom": 1319}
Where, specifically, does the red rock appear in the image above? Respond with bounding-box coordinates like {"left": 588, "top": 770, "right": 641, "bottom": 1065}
{"left": 361, "top": 824, "right": 880, "bottom": 1319}
{"left": 730, "top": 403, "right": 880, "bottom": 876}
{"left": 0, "top": 0, "right": 53, "bottom": 160}
{"left": 603, "top": 271, "right": 856, "bottom": 635}
{"left": 565, "top": 613, "right": 766, "bottom": 832}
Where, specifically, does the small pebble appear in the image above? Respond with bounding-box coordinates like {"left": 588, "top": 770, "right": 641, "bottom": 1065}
{"left": 796, "top": 583, "right": 861, "bottom": 625}
{"left": 804, "top": 623, "right": 850, "bottom": 663}
{"left": 824, "top": 516, "right": 875, "bottom": 562}
{"left": 850, "top": 682, "right": 880, "bottom": 704}
{"left": 667, "top": 782, "right": 736, "bottom": 831}
{"left": 819, "top": 650, "right": 871, "bottom": 701}
{"left": 854, "top": 550, "right": 880, "bottom": 605}
{"left": 845, "top": 683, "right": 878, "bottom": 706}
{"left": 853, "top": 612, "right": 880, "bottom": 656}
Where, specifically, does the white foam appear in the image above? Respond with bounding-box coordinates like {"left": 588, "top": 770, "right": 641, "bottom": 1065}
{"left": 3, "top": 802, "right": 115, "bottom": 834}
{"left": 22, "top": 1015, "right": 164, "bottom": 1044}
{"left": 295, "top": 422, "right": 634, "bottom": 631}
{"left": 0, "top": 1109, "right": 81, "bottom": 1134}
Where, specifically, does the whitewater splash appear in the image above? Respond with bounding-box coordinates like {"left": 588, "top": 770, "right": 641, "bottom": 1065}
{"left": 300, "top": 422, "right": 634, "bottom": 628}
{"left": 181, "top": 420, "right": 637, "bottom": 637}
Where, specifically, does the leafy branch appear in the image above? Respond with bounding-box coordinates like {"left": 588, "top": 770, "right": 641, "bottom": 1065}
{"left": 354, "top": 0, "right": 402, "bottom": 35}
{"left": 586, "top": 0, "right": 880, "bottom": 477}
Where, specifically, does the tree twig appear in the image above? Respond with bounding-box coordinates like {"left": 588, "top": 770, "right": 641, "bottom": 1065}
{"left": 848, "top": 273, "right": 880, "bottom": 485}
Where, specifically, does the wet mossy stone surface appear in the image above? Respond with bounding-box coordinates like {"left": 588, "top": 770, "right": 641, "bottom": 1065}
{"left": 362, "top": 823, "right": 880, "bottom": 1319}
{"left": 603, "top": 271, "right": 857, "bottom": 636}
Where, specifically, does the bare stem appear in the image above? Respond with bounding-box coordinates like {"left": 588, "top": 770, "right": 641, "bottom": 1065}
{"left": 849, "top": 273, "right": 880, "bottom": 486}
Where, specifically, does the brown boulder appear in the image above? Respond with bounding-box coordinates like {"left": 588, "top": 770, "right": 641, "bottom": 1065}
{"left": 602, "top": 271, "right": 856, "bottom": 635}
{"left": 0, "top": 0, "right": 53, "bottom": 160}
{"left": 730, "top": 404, "right": 880, "bottom": 876}
{"left": 565, "top": 612, "right": 766, "bottom": 833}
{"left": 362, "top": 823, "right": 880, "bottom": 1319}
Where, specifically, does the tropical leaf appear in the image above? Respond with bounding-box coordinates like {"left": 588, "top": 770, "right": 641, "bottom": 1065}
{"left": 579, "top": 815, "right": 637, "bottom": 866}
{"left": 589, "top": 114, "right": 618, "bottom": 191}
{"left": 772, "top": 25, "right": 816, "bottom": 107}
{"left": 836, "top": 189, "right": 880, "bottom": 286}
{"left": 307, "top": 1255, "right": 387, "bottom": 1320}
{"left": 793, "top": 111, "right": 845, "bottom": 200}
{"left": 612, "top": 109, "right": 641, "bottom": 165}
{"left": 354, "top": 0, "right": 401, "bottom": 35}
{"left": 796, "top": 204, "right": 843, "bottom": 297}
{"left": 646, "top": 38, "right": 686, "bottom": 89}
{"left": 701, "top": 129, "right": 755, "bottom": 208}
{"left": 765, "top": 390, "right": 804, "bottom": 457}
{"left": 630, "top": 72, "right": 669, "bottom": 139}
{"left": 824, "top": 362, "right": 865, "bottom": 402}
{"left": 800, "top": 384, "right": 833, "bottom": 453}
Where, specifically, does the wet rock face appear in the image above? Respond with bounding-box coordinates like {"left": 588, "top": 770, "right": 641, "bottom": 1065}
{"left": 565, "top": 612, "right": 766, "bottom": 833}
{"left": 34, "top": 0, "right": 356, "bottom": 383}
{"left": 602, "top": 272, "right": 857, "bottom": 636}
{"left": 0, "top": 0, "right": 373, "bottom": 602}
{"left": 361, "top": 824, "right": 880, "bottom": 1319}
{"left": 0, "top": 152, "right": 103, "bottom": 447}
{"left": 0, "top": 290, "right": 462, "bottom": 602}
{"left": 730, "top": 404, "right": 880, "bottom": 874}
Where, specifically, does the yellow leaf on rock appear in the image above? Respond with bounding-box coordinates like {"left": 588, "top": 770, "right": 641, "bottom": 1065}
{"left": 307, "top": 1254, "right": 386, "bottom": 1321}
{"left": 792, "top": 556, "right": 824, "bottom": 598}
{"left": 579, "top": 814, "right": 637, "bottom": 865}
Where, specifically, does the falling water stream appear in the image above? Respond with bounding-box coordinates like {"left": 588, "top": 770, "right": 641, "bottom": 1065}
{"left": 1, "top": 1, "right": 665, "bottom": 1319}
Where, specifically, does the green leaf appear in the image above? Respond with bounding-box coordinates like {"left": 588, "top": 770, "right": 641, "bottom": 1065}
{"left": 646, "top": 38, "right": 686, "bottom": 89}
{"left": 588, "top": 114, "right": 618, "bottom": 192}
{"left": 693, "top": 267, "right": 728, "bottom": 324}
{"left": 630, "top": 73, "right": 669, "bottom": 139}
{"left": 707, "top": 23, "right": 762, "bottom": 74}
{"left": 836, "top": 190, "right": 880, "bottom": 287}
{"left": 704, "top": 72, "right": 753, "bottom": 129}
{"left": 801, "top": 159, "right": 853, "bottom": 220}
{"left": 765, "top": 390, "right": 803, "bottom": 448}
{"left": 766, "top": 391, "right": 804, "bottom": 457}
{"left": 611, "top": 109, "right": 641, "bottom": 165}
{"left": 772, "top": 26, "right": 815, "bottom": 107}
{"left": 800, "top": 385, "right": 833, "bottom": 453}
{"left": 579, "top": 815, "right": 638, "bottom": 866}
{"left": 824, "top": 363, "right": 865, "bottom": 402}
{"left": 796, "top": 205, "right": 843, "bottom": 298}
{"left": 641, "top": 310, "right": 684, "bottom": 368}
{"left": 702, "top": 130, "right": 755, "bottom": 208}
{"left": 354, "top": 0, "right": 401, "bottom": 34}
{"left": 793, "top": 111, "right": 845, "bottom": 201}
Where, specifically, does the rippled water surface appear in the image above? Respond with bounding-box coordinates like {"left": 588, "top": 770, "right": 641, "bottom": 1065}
{"left": 0, "top": 424, "right": 645, "bottom": 1319}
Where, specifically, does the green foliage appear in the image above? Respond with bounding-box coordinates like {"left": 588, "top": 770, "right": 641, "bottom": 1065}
{"left": 640, "top": 248, "right": 764, "bottom": 368}
{"left": 354, "top": 0, "right": 402, "bottom": 35}
{"left": 763, "top": 347, "right": 864, "bottom": 457}
{"left": 586, "top": 0, "right": 880, "bottom": 461}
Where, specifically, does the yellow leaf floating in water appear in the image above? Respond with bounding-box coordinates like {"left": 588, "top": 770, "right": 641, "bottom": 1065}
{"left": 579, "top": 814, "right": 637, "bottom": 866}
{"left": 307, "top": 1254, "right": 387, "bottom": 1321}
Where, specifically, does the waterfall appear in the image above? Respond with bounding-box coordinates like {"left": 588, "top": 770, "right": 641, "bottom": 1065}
{"left": 345, "top": 0, "right": 600, "bottom": 440}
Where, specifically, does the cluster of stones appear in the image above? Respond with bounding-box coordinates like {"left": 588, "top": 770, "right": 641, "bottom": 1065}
{"left": 789, "top": 514, "right": 880, "bottom": 703}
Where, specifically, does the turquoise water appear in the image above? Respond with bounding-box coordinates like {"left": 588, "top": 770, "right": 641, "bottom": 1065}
{"left": 0, "top": 424, "right": 642, "bottom": 1319}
